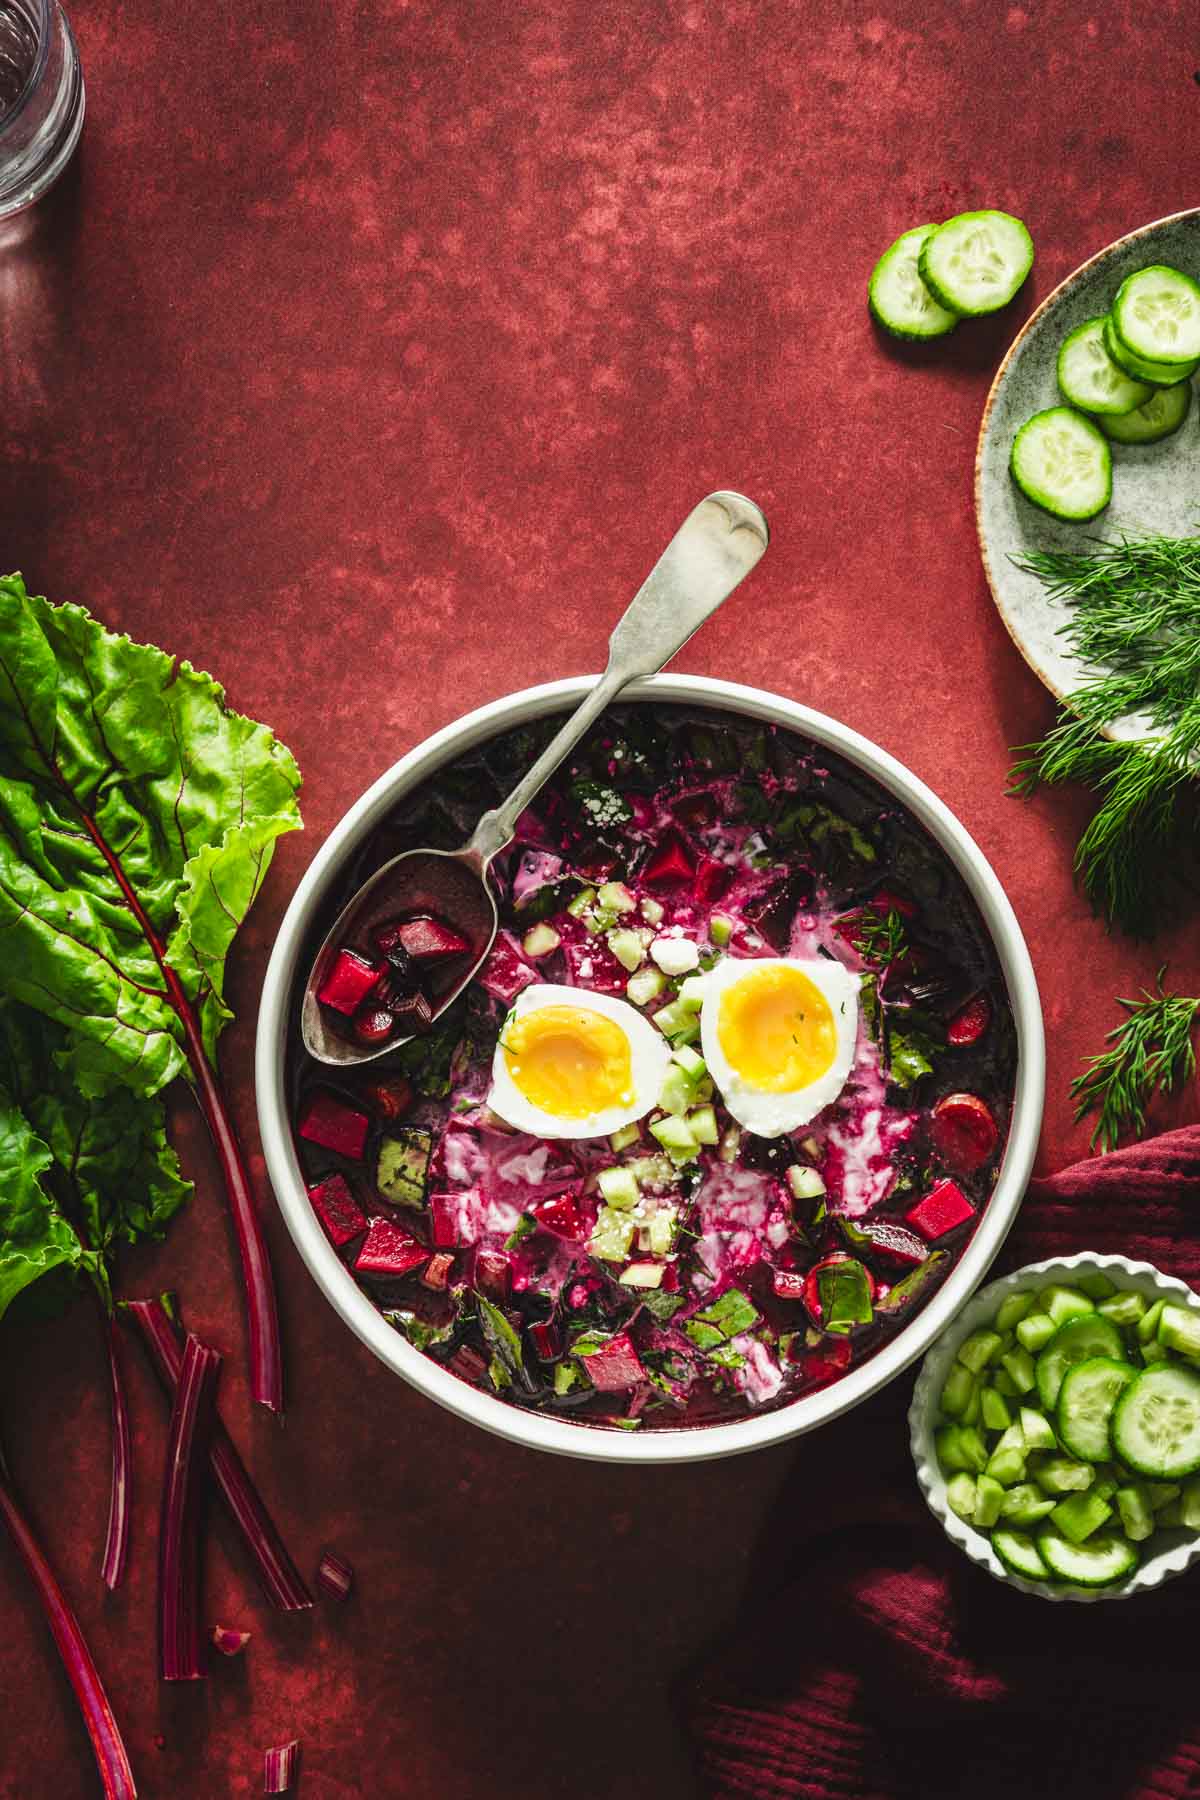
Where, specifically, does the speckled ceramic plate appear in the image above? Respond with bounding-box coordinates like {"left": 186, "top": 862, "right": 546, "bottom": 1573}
{"left": 976, "top": 208, "right": 1200, "bottom": 744}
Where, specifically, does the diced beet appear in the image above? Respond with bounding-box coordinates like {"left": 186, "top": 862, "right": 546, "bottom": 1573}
{"left": 390, "top": 991, "right": 434, "bottom": 1036}
{"left": 694, "top": 856, "right": 733, "bottom": 906}
{"left": 429, "top": 1193, "right": 463, "bottom": 1248}
{"left": 450, "top": 1344, "right": 488, "bottom": 1383}
{"left": 947, "top": 992, "right": 992, "bottom": 1047}
{"left": 306, "top": 1175, "right": 368, "bottom": 1249}
{"left": 673, "top": 791, "right": 718, "bottom": 831}
{"left": 352, "top": 1005, "right": 396, "bottom": 1047}
{"left": 931, "top": 1092, "right": 999, "bottom": 1173}
{"left": 905, "top": 1178, "right": 974, "bottom": 1242}
{"left": 800, "top": 1337, "right": 853, "bottom": 1385}
{"left": 561, "top": 938, "right": 627, "bottom": 997}
{"left": 375, "top": 914, "right": 471, "bottom": 963}
{"left": 477, "top": 933, "right": 536, "bottom": 1003}
{"left": 421, "top": 1251, "right": 456, "bottom": 1291}
{"left": 581, "top": 1332, "right": 645, "bottom": 1392}
{"left": 353, "top": 1218, "right": 429, "bottom": 1278}
{"left": 529, "top": 1192, "right": 584, "bottom": 1239}
{"left": 298, "top": 1090, "right": 370, "bottom": 1162}
{"left": 641, "top": 829, "right": 697, "bottom": 888}
{"left": 857, "top": 1220, "right": 928, "bottom": 1266}
{"left": 529, "top": 1319, "right": 563, "bottom": 1361}
{"left": 378, "top": 942, "right": 420, "bottom": 997}
{"left": 743, "top": 872, "right": 813, "bottom": 950}
{"left": 474, "top": 1248, "right": 513, "bottom": 1303}
{"left": 364, "top": 1076, "right": 415, "bottom": 1121}
{"left": 870, "top": 888, "right": 916, "bottom": 918}
{"left": 316, "top": 947, "right": 383, "bottom": 1016}
{"left": 772, "top": 1269, "right": 809, "bottom": 1302}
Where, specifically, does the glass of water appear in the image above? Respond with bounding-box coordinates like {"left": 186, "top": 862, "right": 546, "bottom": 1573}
{"left": 0, "top": 0, "right": 83, "bottom": 218}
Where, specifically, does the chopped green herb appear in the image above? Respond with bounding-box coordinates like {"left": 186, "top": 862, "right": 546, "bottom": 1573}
{"left": 503, "top": 1214, "right": 538, "bottom": 1251}
{"left": 684, "top": 1286, "right": 759, "bottom": 1352}
{"left": 476, "top": 1295, "right": 527, "bottom": 1389}
{"left": 570, "top": 779, "right": 631, "bottom": 830}
{"left": 875, "top": 1250, "right": 948, "bottom": 1313}
{"left": 817, "top": 1259, "right": 873, "bottom": 1333}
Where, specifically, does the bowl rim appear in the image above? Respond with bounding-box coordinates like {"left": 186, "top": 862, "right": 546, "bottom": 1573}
{"left": 909, "top": 1251, "right": 1200, "bottom": 1601}
{"left": 255, "top": 673, "right": 1045, "bottom": 1464}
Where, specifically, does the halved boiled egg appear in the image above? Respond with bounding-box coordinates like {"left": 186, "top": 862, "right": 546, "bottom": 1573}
{"left": 700, "top": 956, "right": 860, "bottom": 1138}
{"left": 488, "top": 983, "right": 671, "bottom": 1139}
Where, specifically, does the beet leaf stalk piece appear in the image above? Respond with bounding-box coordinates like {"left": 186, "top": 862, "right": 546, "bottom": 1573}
{"left": 122, "top": 1295, "right": 313, "bottom": 1612}
{"left": 0, "top": 576, "right": 303, "bottom": 1411}
{"left": 264, "top": 1740, "right": 301, "bottom": 1793}
{"left": 101, "top": 1318, "right": 133, "bottom": 1591}
{"left": 0, "top": 1441, "right": 138, "bottom": 1798}
{"left": 159, "top": 1334, "right": 222, "bottom": 1681}
{"left": 1, "top": 995, "right": 193, "bottom": 1590}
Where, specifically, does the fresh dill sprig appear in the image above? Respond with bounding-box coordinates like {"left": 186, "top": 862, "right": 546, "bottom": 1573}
{"left": 851, "top": 907, "right": 908, "bottom": 967}
{"left": 1008, "top": 533, "right": 1200, "bottom": 933}
{"left": 1070, "top": 969, "right": 1200, "bottom": 1153}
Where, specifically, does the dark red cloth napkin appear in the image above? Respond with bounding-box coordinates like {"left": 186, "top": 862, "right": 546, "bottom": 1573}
{"left": 680, "top": 1127, "right": 1200, "bottom": 1800}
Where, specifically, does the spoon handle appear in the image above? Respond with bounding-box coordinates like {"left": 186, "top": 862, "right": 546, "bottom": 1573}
{"left": 466, "top": 490, "right": 769, "bottom": 867}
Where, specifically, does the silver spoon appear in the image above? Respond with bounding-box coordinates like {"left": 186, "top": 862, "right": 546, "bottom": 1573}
{"left": 301, "top": 489, "right": 770, "bottom": 1067}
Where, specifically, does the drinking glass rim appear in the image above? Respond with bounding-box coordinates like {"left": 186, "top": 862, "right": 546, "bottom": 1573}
{"left": 0, "top": 0, "right": 52, "bottom": 137}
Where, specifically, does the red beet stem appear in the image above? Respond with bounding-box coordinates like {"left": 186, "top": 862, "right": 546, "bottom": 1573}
{"left": 0, "top": 1444, "right": 137, "bottom": 1798}
{"left": 101, "top": 1317, "right": 132, "bottom": 1592}
{"left": 212, "top": 1625, "right": 252, "bottom": 1656}
{"left": 122, "top": 1298, "right": 313, "bottom": 1612}
{"left": 73, "top": 807, "right": 282, "bottom": 1414}
{"left": 316, "top": 1548, "right": 354, "bottom": 1601}
{"left": 158, "top": 1335, "right": 222, "bottom": 1681}
{"left": 264, "top": 1740, "right": 301, "bottom": 1793}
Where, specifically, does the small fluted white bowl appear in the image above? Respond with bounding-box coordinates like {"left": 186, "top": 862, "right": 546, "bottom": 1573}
{"left": 910, "top": 1252, "right": 1200, "bottom": 1602}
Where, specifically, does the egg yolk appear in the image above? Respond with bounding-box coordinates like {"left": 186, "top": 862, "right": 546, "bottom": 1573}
{"left": 502, "top": 1005, "right": 634, "bottom": 1119}
{"left": 717, "top": 965, "right": 838, "bottom": 1093}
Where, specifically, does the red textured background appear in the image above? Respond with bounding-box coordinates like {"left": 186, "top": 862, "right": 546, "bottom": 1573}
{"left": 2, "top": 3, "right": 1199, "bottom": 1795}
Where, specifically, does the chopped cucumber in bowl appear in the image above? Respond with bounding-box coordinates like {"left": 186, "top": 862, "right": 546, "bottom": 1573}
{"left": 910, "top": 1253, "right": 1200, "bottom": 1601}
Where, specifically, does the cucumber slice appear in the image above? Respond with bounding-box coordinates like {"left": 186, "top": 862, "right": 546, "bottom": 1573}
{"left": 1100, "top": 381, "right": 1192, "bottom": 445}
{"left": 868, "top": 225, "right": 959, "bottom": 340}
{"left": 1112, "top": 1364, "right": 1200, "bottom": 1479}
{"left": 1102, "top": 316, "right": 1199, "bottom": 387}
{"left": 1035, "top": 1314, "right": 1124, "bottom": 1411}
{"left": 918, "top": 210, "right": 1033, "bottom": 317}
{"left": 1057, "top": 1357, "right": 1136, "bottom": 1462}
{"left": 1057, "top": 317, "right": 1152, "bottom": 415}
{"left": 1010, "top": 407, "right": 1111, "bottom": 522}
{"left": 1036, "top": 1524, "right": 1138, "bottom": 1587}
{"left": 992, "top": 1527, "right": 1051, "bottom": 1582}
{"left": 1111, "top": 264, "right": 1200, "bottom": 363}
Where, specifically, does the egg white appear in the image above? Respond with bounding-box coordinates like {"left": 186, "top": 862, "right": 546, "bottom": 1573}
{"left": 700, "top": 956, "right": 861, "bottom": 1138}
{"left": 488, "top": 983, "right": 671, "bottom": 1140}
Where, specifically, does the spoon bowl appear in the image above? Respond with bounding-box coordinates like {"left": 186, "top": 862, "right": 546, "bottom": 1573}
{"left": 300, "top": 847, "right": 497, "bottom": 1068}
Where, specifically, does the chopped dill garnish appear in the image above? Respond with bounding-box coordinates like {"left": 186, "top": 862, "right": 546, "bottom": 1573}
{"left": 1070, "top": 970, "right": 1200, "bottom": 1153}
{"left": 1008, "top": 532, "right": 1200, "bottom": 934}
{"left": 851, "top": 907, "right": 908, "bottom": 967}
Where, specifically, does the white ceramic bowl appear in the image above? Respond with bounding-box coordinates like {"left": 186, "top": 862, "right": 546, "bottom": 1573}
{"left": 256, "top": 675, "right": 1045, "bottom": 1463}
{"left": 910, "top": 1252, "right": 1200, "bottom": 1601}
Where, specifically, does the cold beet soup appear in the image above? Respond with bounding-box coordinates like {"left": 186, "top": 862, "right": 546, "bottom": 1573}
{"left": 287, "top": 704, "right": 1018, "bottom": 1431}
